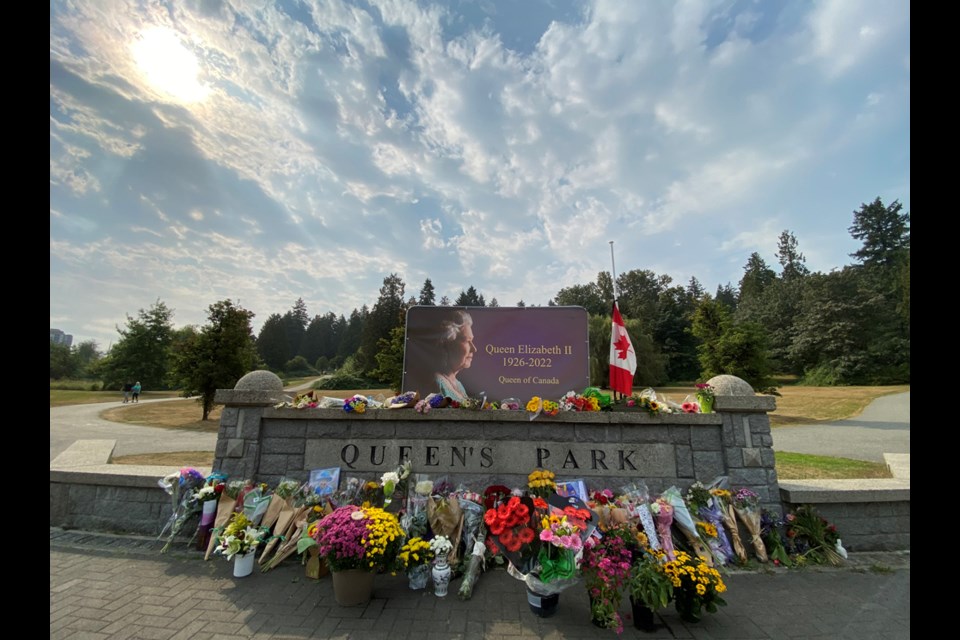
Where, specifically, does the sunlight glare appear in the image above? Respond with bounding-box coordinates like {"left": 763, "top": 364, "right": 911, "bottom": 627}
{"left": 132, "top": 27, "right": 210, "bottom": 103}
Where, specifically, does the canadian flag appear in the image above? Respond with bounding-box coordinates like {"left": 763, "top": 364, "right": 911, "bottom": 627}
{"left": 609, "top": 302, "right": 637, "bottom": 396}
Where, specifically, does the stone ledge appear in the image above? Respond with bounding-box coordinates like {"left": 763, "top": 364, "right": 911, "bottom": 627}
{"left": 51, "top": 439, "right": 117, "bottom": 467}
{"left": 714, "top": 395, "right": 777, "bottom": 412}
{"left": 263, "top": 407, "right": 725, "bottom": 425}
{"left": 884, "top": 453, "right": 909, "bottom": 480}
{"left": 214, "top": 389, "right": 285, "bottom": 406}
{"left": 51, "top": 465, "right": 210, "bottom": 487}
{"left": 779, "top": 479, "right": 909, "bottom": 503}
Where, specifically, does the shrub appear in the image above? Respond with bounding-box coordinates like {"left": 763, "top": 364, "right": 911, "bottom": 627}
{"left": 313, "top": 373, "right": 376, "bottom": 390}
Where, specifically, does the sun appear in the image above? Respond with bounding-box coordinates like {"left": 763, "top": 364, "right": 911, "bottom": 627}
{"left": 131, "top": 26, "right": 210, "bottom": 103}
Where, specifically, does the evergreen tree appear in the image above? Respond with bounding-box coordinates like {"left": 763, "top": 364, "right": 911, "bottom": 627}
{"left": 686, "top": 277, "right": 705, "bottom": 301}
{"left": 737, "top": 253, "right": 776, "bottom": 303}
{"left": 256, "top": 314, "right": 289, "bottom": 370}
{"left": 282, "top": 298, "right": 309, "bottom": 359}
{"left": 714, "top": 283, "right": 738, "bottom": 311}
{"left": 516, "top": 299, "right": 526, "bottom": 307}
{"left": 418, "top": 278, "right": 436, "bottom": 305}
{"left": 849, "top": 198, "right": 910, "bottom": 268}
{"left": 357, "top": 274, "right": 405, "bottom": 375}
{"left": 691, "top": 297, "right": 776, "bottom": 391}
{"left": 776, "top": 231, "right": 810, "bottom": 281}
{"left": 439, "top": 296, "right": 451, "bottom": 306}
{"left": 455, "top": 286, "right": 485, "bottom": 306}
{"left": 489, "top": 297, "right": 500, "bottom": 307}
{"left": 654, "top": 285, "right": 700, "bottom": 382}
{"left": 169, "top": 300, "right": 258, "bottom": 420}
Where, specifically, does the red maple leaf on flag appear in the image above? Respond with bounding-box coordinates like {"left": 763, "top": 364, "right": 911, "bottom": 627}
{"left": 613, "top": 332, "right": 631, "bottom": 360}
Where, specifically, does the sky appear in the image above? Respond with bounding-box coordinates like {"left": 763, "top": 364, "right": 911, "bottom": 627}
{"left": 50, "top": 0, "right": 910, "bottom": 351}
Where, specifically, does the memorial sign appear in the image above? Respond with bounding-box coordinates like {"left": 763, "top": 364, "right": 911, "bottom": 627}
{"left": 402, "top": 306, "right": 590, "bottom": 402}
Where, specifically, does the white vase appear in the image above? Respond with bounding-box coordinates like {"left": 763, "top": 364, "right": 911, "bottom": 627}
{"left": 233, "top": 551, "right": 255, "bottom": 578}
{"left": 432, "top": 552, "right": 451, "bottom": 597}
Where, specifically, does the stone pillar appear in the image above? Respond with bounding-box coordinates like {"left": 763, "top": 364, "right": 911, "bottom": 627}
{"left": 213, "top": 370, "right": 287, "bottom": 482}
{"left": 709, "top": 375, "right": 780, "bottom": 511}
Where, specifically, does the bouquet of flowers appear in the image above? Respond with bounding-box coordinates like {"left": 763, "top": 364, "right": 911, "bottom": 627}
{"left": 649, "top": 497, "right": 675, "bottom": 561}
{"left": 783, "top": 504, "right": 846, "bottom": 566}
{"left": 680, "top": 400, "right": 700, "bottom": 413}
{"left": 685, "top": 481, "right": 733, "bottom": 566}
{"left": 628, "top": 544, "right": 674, "bottom": 615}
{"left": 427, "top": 491, "right": 465, "bottom": 566}
{"left": 380, "top": 459, "right": 412, "bottom": 512}
{"left": 395, "top": 536, "right": 434, "bottom": 588}
{"left": 386, "top": 391, "right": 419, "bottom": 409}
{"left": 559, "top": 390, "right": 601, "bottom": 412}
{"left": 661, "top": 486, "right": 714, "bottom": 567}
{"left": 525, "top": 396, "right": 559, "bottom": 420}
{"left": 527, "top": 468, "right": 557, "bottom": 499}
{"left": 214, "top": 512, "right": 271, "bottom": 561}
{"left": 499, "top": 398, "right": 522, "bottom": 411}
{"left": 293, "top": 390, "right": 320, "bottom": 408}
{"left": 536, "top": 513, "right": 583, "bottom": 583}
{"left": 415, "top": 392, "right": 448, "bottom": 413}
{"left": 760, "top": 508, "right": 792, "bottom": 567}
{"left": 662, "top": 550, "right": 727, "bottom": 622}
{"left": 308, "top": 504, "right": 404, "bottom": 572}
{"left": 157, "top": 467, "right": 207, "bottom": 553}
{"left": 732, "top": 487, "right": 768, "bottom": 562}
{"left": 695, "top": 383, "right": 715, "bottom": 413}
{"left": 582, "top": 386, "right": 612, "bottom": 409}
{"left": 205, "top": 479, "right": 248, "bottom": 560}
{"left": 711, "top": 488, "right": 747, "bottom": 563}
{"left": 619, "top": 481, "right": 661, "bottom": 551}
{"left": 191, "top": 472, "right": 227, "bottom": 549}
{"left": 343, "top": 395, "right": 368, "bottom": 414}
{"left": 580, "top": 528, "right": 633, "bottom": 633}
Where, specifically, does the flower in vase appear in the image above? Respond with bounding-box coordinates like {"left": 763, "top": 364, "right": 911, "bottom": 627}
{"left": 430, "top": 535, "right": 453, "bottom": 557}
{"left": 695, "top": 383, "right": 715, "bottom": 401}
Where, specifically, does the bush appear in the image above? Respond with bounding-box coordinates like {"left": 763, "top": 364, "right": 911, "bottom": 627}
{"left": 50, "top": 378, "right": 104, "bottom": 391}
{"left": 283, "top": 356, "right": 318, "bottom": 377}
{"left": 313, "top": 373, "right": 376, "bottom": 390}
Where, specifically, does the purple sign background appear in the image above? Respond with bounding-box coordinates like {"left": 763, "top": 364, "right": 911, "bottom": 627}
{"left": 402, "top": 306, "right": 590, "bottom": 402}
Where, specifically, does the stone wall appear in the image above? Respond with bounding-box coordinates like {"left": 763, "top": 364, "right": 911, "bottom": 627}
{"left": 213, "top": 372, "right": 783, "bottom": 512}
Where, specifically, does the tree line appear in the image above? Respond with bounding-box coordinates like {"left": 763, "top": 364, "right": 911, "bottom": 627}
{"left": 51, "top": 197, "right": 909, "bottom": 407}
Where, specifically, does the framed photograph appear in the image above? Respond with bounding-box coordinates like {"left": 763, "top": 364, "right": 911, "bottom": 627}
{"left": 555, "top": 479, "right": 587, "bottom": 501}
{"left": 308, "top": 467, "right": 340, "bottom": 497}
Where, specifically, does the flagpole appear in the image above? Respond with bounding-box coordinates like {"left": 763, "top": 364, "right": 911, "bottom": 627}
{"left": 609, "top": 241, "right": 619, "bottom": 400}
{"left": 609, "top": 241, "right": 618, "bottom": 302}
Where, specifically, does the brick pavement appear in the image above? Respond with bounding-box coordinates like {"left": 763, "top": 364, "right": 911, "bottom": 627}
{"left": 50, "top": 528, "right": 909, "bottom": 640}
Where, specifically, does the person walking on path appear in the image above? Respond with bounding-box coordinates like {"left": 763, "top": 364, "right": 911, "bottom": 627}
{"left": 131, "top": 381, "right": 142, "bottom": 403}
{"left": 121, "top": 382, "right": 133, "bottom": 403}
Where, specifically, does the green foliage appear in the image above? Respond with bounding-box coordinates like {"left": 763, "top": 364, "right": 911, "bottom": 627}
{"left": 849, "top": 197, "right": 910, "bottom": 268}
{"left": 371, "top": 324, "right": 405, "bottom": 392}
{"left": 313, "top": 372, "right": 376, "bottom": 390}
{"left": 98, "top": 300, "right": 175, "bottom": 389}
{"left": 256, "top": 313, "right": 289, "bottom": 369}
{"left": 50, "top": 342, "right": 74, "bottom": 379}
{"left": 168, "top": 299, "right": 258, "bottom": 420}
{"left": 418, "top": 278, "right": 436, "bottom": 305}
{"left": 692, "top": 298, "right": 776, "bottom": 390}
{"left": 454, "top": 285, "right": 485, "bottom": 306}
{"left": 283, "top": 355, "right": 318, "bottom": 376}
{"left": 587, "top": 313, "right": 667, "bottom": 388}
{"left": 553, "top": 282, "right": 609, "bottom": 315}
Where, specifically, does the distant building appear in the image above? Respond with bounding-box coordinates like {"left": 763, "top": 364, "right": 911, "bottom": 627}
{"left": 50, "top": 328, "right": 73, "bottom": 348}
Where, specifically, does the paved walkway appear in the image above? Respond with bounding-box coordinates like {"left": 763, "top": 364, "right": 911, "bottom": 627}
{"left": 770, "top": 392, "right": 910, "bottom": 463}
{"left": 50, "top": 528, "right": 909, "bottom": 640}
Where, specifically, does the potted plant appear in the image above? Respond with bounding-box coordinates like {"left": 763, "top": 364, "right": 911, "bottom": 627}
{"left": 662, "top": 549, "right": 727, "bottom": 623}
{"left": 627, "top": 546, "right": 673, "bottom": 632}
{"left": 308, "top": 504, "right": 404, "bottom": 606}
{"left": 579, "top": 528, "right": 633, "bottom": 633}
{"left": 394, "top": 536, "right": 434, "bottom": 590}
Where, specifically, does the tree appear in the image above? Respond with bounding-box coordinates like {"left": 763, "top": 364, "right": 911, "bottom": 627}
{"left": 516, "top": 299, "right": 526, "bottom": 307}
{"left": 418, "top": 279, "right": 436, "bottom": 305}
{"left": 283, "top": 298, "right": 309, "bottom": 359}
{"left": 337, "top": 307, "right": 366, "bottom": 362}
{"left": 737, "top": 253, "right": 776, "bottom": 303}
{"left": 686, "top": 277, "right": 705, "bottom": 301}
{"left": 654, "top": 286, "right": 700, "bottom": 382}
{"left": 169, "top": 299, "right": 258, "bottom": 420}
{"left": 586, "top": 313, "right": 666, "bottom": 388}
{"left": 489, "top": 297, "right": 500, "bottom": 307}
{"left": 691, "top": 297, "right": 776, "bottom": 391}
{"left": 553, "top": 282, "right": 607, "bottom": 315}
{"left": 849, "top": 198, "right": 910, "bottom": 268}
{"left": 50, "top": 342, "right": 74, "bottom": 379}
{"left": 455, "top": 286, "right": 485, "bottom": 306}
{"left": 439, "top": 295, "right": 451, "bottom": 306}
{"left": 714, "top": 283, "right": 737, "bottom": 311}
{"left": 357, "top": 274, "right": 405, "bottom": 375}
{"left": 99, "top": 300, "right": 175, "bottom": 389}
{"left": 372, "top": 325, "right": 406, "bottom": 392}
{"left": 776, "top": 230, "right": 810, "bottom": 281}
{"left": 72, "top": 340, "right": 102, "bottom": 377}
{"left": 256, "top": 313, "right": 289, "bottom": 370}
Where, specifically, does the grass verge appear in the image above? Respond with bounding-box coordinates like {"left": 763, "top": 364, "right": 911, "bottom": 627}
{"left": 774, "top": 451, "right": 892, "bottom": 479}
